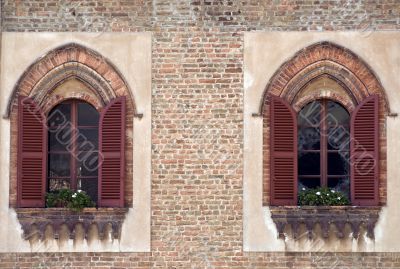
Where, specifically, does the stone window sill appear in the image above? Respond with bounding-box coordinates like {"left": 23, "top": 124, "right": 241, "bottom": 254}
{"left": 269, "top": 206, "right": 381, "bottom": 240}
{"left": 15, "top": 207, "right": 128, "bottom": 240}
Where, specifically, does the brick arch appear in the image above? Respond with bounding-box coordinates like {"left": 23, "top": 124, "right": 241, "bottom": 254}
{"left": 5, "top": 42, "right": 136, "bottom": 118}
{"left": 283, "top": 63, "right": 363, "bottom": 107}
{"left": 293, "top": 90, "right": 355, "bottom": 113}
{"left": 42, "top": 93, "right": 103, "bottom": 116}
{"left": 30, "top": 62, "right": 116, "bottom": 111}
{"left": 260, "top": 41, "right": 390, "bottom": 115}
{"left": 8, "top": 43, "right": 136, "bottom": 207}
{"left": 290, "top": 73, "right": 358, "bottom": 113}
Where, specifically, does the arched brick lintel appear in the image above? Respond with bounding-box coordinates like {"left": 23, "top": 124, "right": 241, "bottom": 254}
{"left": 4, "top": 42, "right": 136, "bottom": 118}
{"left": 31, "top": 62, "right": 115, "bottom": 109}
{"left": 259, "top": 41, "right": 390, "bottom": 115}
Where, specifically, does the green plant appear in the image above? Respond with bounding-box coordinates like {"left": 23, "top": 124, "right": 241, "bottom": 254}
{"left": 68, "top": 190, "right": 96, "bottom": 212}
{"left": 46, "top": 189, "right": 95, "bottom": 212}
{"left": 298, "top": 187, "right": 350, "bottom": 206}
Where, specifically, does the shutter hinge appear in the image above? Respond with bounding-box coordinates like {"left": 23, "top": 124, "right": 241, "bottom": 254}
{"left": 388, "top": 112, "right": 398, "bottom": 118}
{"left": 252, "top": 113, "right": 262, "bottom": 117}
{"left": 134, "top": 113, "right": 143, "bottom": 119}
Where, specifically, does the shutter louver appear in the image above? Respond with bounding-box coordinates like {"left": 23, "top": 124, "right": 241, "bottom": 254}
{"left": 270, "top": 96, "right": 297, "bottom": 205}
{"left": 351, "top": 95, "right": 379, "bottom": 206}
{"left": 17, "top": 96, "right": 46, "bottom": 207}
{"left": 99, "top": 97, "right": 126, "bottom": 207}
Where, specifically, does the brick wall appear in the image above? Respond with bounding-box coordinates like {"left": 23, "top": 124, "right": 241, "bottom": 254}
{"left": 0, "top": 252, "right": 400, "bottom": 269}
{"left": 2, "top": 0, "right": 400, "bottom": 268}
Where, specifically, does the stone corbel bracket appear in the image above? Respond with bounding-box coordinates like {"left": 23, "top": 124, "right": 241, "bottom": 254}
{"left": 15, "top": 208, "right": 128, "bottom": 241}
{"left": 270, "top": 206, "right": 381, "bottom": 240}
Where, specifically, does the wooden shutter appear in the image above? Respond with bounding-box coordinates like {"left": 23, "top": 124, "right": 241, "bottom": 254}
{"left": 17, "top": 96, "right": 46, "bottom": 207}
{"left": 351, "top": 95, "right": 379, "bottom": 206}
{"left": 270, "top": 95, "right": 297, "bottom": 205}
{"left": 99, "top": 97, "right": 126, "bottom": 207}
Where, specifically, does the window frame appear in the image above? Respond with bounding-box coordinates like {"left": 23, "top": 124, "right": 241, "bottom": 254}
{"left": 17, "top": 96, "right": 127, "bottom": 208}
{"left": 269, "top": 94, "right": 379, "bottom": 206}
{"left": 47, "top": 99, "right": 100, "bottom": 203}
{"left": 297, "top": 99, "right": 350, "bottom": 196}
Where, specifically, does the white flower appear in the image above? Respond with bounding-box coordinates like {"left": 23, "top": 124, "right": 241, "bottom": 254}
{"left": 302, "top": 188, "right": 306, "bottom": 191}
{"left": 77, "top": 190, "right": 82, "bottom": 193}
{"left": 72, "top": 193, "right": 77, "bottom": 198}
{"left": 337, "top": 197, "right": 341, "bottom": 200}
{"left": 331, "top": 190, "right": 335, "bottom": 193}
{"left": 326, "top": 194, "right": 329, "bottom": 196}
{"left": 316, "top": 192, "right": 321, "bottom": 196}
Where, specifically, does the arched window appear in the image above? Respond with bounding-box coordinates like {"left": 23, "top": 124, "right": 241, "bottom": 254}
{"left": 298, "top": 100, "right": 350, "bottom": 198}
{"left": 47, "top": 100, "right": 100, "bottom": 203}
{"left": 17, "top": 95, "right": 126, "bottom": 208}
{"left": 269, "top": 94, "right": 379, "bottom": 206}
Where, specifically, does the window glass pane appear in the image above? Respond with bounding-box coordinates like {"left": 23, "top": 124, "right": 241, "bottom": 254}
{"left": 298, "top": 127, "right": 320, "bottom": 150}
{"left": 48, "top": 103, "right": 71, "bottom": 127}
{"left": 48, "top": 178, "right": 71, "bottom": 192}
{"left": 328, "top": 177, "right": 350, "bottom": 199}
{"left": 78, "top": 103, "right": 99, "bottom": 126}
{"left": 328, "top": 152, "right": 349, "bottom": 175}
{"left": 77, "top": 128, "right": 98, "bottom": 151}
{"left": 327, "top": 101, "right": 349, "bottom": 126}
{"left": 77, "top": 156, "right": 99, "bottom": 177}
{"left": 49, "top": 128, "right": 71, "bottom": 151}
{"left": 328, "top": 126, "right": 350, "bottom": 150}
{"left": 48, "top": 154, "right": 70, "bottom": 177}
{"left": 298, "top": 178, "right": 321, "bottom": 190}
{"left": 298, "top": 152, "right": 320, "bottom": 175}
{"left": 298, "top": 101, "right": 321, "bottom": 126}
{"left": 78, "top": 178, "right": 98, "bottom": 205}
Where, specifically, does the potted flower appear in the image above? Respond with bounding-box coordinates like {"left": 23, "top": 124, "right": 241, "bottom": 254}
{"left": 46, "top": 189, "right": 95, "bottom": 212}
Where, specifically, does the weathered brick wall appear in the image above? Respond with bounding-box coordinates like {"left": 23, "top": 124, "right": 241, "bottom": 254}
{"left": 0, "top": 252, "right": 400, "bottom": 269}
{"left": 1, "top": 0, "right": 400, "bottom": 268}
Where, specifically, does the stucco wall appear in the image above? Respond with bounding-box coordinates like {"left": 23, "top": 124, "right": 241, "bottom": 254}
{"left": 0, "top": 32, "right": 152, "bottom": 252}
{"left": 244, "top": 31, "right": 400, "bottom": 252}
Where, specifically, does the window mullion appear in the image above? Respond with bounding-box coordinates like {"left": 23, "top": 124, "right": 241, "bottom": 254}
{"left": 71, "top": 101, "right": 77, "bottom": 191}
{"left": 321, "top": 100, "right": 327, "bottom": 187}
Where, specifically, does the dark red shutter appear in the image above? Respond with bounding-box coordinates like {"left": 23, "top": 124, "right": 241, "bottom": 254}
{"left": 351, "top": 95, "right": 379, "bottom": 206}
{"left": 99, "top": 96, "right": 126, "bottom": 207}
{"left": 17, "top": 96, "right": 46, "bottom": 207}
{"left": 270, "top": 95, "right": 297, "bottom": 205}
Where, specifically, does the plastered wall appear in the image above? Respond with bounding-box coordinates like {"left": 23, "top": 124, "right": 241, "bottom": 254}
{"left": 243, "top": 31, "right": 400, "bottom": 252}
{"left": 0, "top": 32, "right": 151, "bottom": 252}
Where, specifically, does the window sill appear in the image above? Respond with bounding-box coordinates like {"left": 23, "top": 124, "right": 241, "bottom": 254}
{"left": 15, "top": 207, "right": 128, "bottom": 240}
{"left": 269, "top": 206, "right": 381, "bottom": 240}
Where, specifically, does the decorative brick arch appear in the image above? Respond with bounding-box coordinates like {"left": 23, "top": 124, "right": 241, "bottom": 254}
{"left": 292, "top": 84, "right": 356, "bottom": 113}
{"left": 262, "top": 41, "right": 388, "bottom": 205}
{"left": 284, "top": 63, "right": 362, "bottom": 109}
{"left": 5, "top": 43, "right": 136, "bottom": 117}
{"left": 30, "top": 62, "right": 116, "bottom": 112}
{"left": 259, "top": 41, "right": 390, "bottom": 114}
{"left": 8, "top": 43, "right": 136, "bottom": 207}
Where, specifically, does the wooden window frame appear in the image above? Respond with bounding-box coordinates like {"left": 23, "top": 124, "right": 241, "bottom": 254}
{"left": 47, "top": 99, "right": 99, "bottom": 201}
{"left": 297, "top": 99, "right": 350, "bottom": 190}
{"left": 269, "top": 95, "right": 379, "bottom": 206}
{"left": 17, "top": 96, "right": 127, "bottom": 208}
